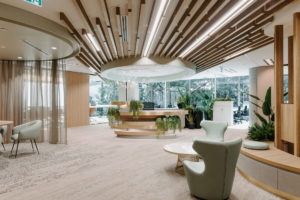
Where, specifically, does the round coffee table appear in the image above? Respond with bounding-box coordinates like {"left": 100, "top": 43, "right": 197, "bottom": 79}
{"left": 163, "top": 143, "right": 199, "bottom": 175}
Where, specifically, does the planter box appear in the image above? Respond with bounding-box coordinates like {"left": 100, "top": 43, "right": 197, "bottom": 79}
{"left": 213, "top": 101, "right": 233, "bottom": 125}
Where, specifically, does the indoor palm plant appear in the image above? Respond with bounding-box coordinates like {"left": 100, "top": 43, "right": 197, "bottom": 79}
{"left": 129, "top": 100, "right": 143, "bottom": 120}
{"left": 247, "top": 87, "right": 274, "bottom": 141}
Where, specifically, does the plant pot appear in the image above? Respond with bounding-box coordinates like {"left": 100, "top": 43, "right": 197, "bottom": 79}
{"left": 185, "top": 114, "right": 189, "bottom": 128}
{"left": 189, "top": 123, "right": 195, "bottom": 129}
{"left": 203, "top": 111, "right": 210, "bottom": 120}
{"left": 177, "top": 103, "right": 183, "bottom": 109}
{"left": 194, "top": 112, "right": 203, "bottom": 129}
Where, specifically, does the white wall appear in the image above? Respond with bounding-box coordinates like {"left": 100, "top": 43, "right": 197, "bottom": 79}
{"left": 118, "top": 82, "right": 139, "bottom": 101}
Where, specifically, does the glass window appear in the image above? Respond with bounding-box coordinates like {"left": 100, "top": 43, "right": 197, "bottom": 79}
{"left": 89, "top": 75, "right": 119, "bottom": 117}
{"left": 166, "top": 80, "right": 188, "bottom": 108}
{"left": 190, "top": 78, "right": 215, "bottom": 107}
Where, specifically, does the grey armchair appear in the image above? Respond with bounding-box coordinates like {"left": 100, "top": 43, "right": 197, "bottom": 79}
{"left": 183, "top": 138, "right": 242, "bottom": 200}
{"left": 200, "top": 120, "right": 228, "bottom": 141}
{"left": 0, "top": 125, "right": 8, "bottom": 150}
{"left": 10, "top": 120, "right": 42, "bottom": 158}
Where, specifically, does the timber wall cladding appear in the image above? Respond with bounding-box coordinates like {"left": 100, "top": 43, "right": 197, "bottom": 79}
{"left": 66, "top": 71, "right": 90, "bottom": 128}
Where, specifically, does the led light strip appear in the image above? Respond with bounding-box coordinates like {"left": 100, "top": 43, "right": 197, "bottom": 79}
{"left": 142, "top": 0, "right": 170, "bottom": 57}
{"left": 179, "top": 0, "right": 254, "bottom": 58}
{"left": 223, "top": 47, "right": 252, "bottom": 61}
{"left": 84, "top": 33, "right": 106, "bottom": 64}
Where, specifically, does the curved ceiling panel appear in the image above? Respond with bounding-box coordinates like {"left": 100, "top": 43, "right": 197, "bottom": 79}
{"left": 101, "top": 57, "right": 195, "bottom": 82}
{"left": 0, "top": 2, "right": 79, "bottom": 60}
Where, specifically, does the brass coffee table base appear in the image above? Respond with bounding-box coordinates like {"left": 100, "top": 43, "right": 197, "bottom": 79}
{"left": 175, "top": 154, "right": 199, "bottom": 175}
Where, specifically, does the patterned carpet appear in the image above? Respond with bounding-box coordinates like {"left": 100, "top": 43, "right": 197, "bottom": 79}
{"left": 0, "top": 124, "right": 282, "bottom": 200}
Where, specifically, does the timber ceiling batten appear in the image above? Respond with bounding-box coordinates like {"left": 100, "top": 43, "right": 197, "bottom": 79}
{"left": 168, "top": 0, "right": 226, "bottom": 57}
{"left": 75, "top": 0, "right": 109, "bottom": 63}
{"left": 157, "top": 0, "right": 198, "bottom": 56}
{"left": 151, "top": 0, "right": 183, "bottom": 55}
{"left": 56, "top": 0, "right": 293, "bottom": 75}
{"left": 134, "top": 0, "right": 145, "bottom": 56}
{"left": 189, "top": 0, "right": 293, "bottom": 72}
{"left": 59, "top": 12, "right": 102, "bottom": 73}
{"left": 140, "top": 0, "right": 156, "bottom": 57}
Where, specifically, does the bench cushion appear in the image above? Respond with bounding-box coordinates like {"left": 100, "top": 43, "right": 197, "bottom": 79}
{"left": 243, "top": 141, "right": 269, "bottom": 150}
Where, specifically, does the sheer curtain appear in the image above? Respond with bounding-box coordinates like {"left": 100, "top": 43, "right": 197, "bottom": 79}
{"left": 0, "top": 60, "right": 67, "bottom": 144}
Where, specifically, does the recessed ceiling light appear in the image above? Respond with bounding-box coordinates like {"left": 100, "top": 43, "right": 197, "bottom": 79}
{"left": 17, "top": 57, "right": 23, "bottom": 59}
{"left": 51, "top": 46, "right": 57, "bottom": 50}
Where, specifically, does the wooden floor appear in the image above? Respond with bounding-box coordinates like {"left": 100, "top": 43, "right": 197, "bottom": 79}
{"left": 0, "top": 125, "right": 283, "bottom": 200}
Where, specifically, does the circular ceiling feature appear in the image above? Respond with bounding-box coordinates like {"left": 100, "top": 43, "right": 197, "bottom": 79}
{"left": 101, "top": 57, "right": 196, "bottom": 83}
{"left": 0, "top": 2, "right": 79, "bottom": 61}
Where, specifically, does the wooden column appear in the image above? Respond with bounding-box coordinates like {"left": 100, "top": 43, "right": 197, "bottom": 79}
{"left": 293, "top": 13, "right": 300, "bottom": 156}
{"left": 274, "top": 25, "right": 284, "bottom": 150}
{"left": 288, "top": 36, "right": 294, "bottom": 104}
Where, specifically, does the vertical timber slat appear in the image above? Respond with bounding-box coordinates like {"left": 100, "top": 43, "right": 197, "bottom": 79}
{"left": 288, "top": 36, "right": 294, "bottom": 104}
{"left": 274, "top": 25, "right": 284, "bottom": 150}
{"left": 293, "top": 13, "right": 300, "bottom": 156}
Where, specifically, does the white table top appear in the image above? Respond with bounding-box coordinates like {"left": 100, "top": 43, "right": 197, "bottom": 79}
{"left": 163, "top": 143, "right": 197, "bottom": 156}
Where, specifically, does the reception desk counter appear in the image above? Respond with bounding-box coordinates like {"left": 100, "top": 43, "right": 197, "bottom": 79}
{"left": 111, "top": 109, "right": 187, "bottom": 137}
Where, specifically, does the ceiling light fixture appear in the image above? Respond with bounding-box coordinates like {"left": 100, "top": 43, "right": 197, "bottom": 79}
{"left": 142, "top": 0, "right": 170, "bottom": 57}
{"left": 179, "top": 0, "right": 254, "bottom": 58}
{"left": 51, "top": 46, "right": 57, "bottom": 50}
{"left": 89, "top": 67, "right": 97, "bottom": 74}
{"left": 0, "top": 45, "right": 6, "bottom": 49}
{"left": 223, "top": 47, "right": 252, "bottom": 61}
{"left": 83, "top": 30, "right": 106, "bottom": 62}
{"left": 17, "top": 56, "right": 23, "bottom": 59}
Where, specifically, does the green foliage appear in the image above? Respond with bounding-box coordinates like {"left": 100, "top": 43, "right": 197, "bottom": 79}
{"left": 107, "top": 106, "right": 120, "bottom": 126}
{"left": 186, "top": 113, "right": 194, "bottom": 125}
{"left": 156, "top": 116, "right": 181, "bottom": 137}
{"left": 247, "top": 87, "right": 274, "bottom": 141}
{"left": 248, "top": 123, "right": 274, "bottom": 141}
{"left": 177, "top": 88, "right": 191, "bottom": 109}
{"left": 129, "top": 100, "right": 143, "bottom": 120}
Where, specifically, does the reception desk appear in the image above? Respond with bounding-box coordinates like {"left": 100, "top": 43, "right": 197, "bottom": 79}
{"left": 110, "top": 103, "right": 187, "bottom": 137}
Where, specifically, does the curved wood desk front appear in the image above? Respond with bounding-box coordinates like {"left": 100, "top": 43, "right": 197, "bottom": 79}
{"left": 112, "top": 110, "right": 188, "bottom": 136}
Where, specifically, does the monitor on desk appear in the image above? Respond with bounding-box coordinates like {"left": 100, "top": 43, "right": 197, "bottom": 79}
{"left": 143, "top": 102, "right": 154, "bottom": 110}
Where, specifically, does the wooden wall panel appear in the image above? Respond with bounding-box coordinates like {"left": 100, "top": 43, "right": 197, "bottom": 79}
{"left": 281, "top": 104, "right": 295, "bottom": 143}
{"left": 293, "top": 13, "right": 300, "bottom": 156}
{"left": 274, "top": 25, "right": 284, "bottom": 150}
{"left": 66, "top": 71, "right": 90, "bottom": 128}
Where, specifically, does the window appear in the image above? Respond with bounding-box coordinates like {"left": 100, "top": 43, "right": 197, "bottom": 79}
{"left": 89, "top": 75, "right": 119, "bottom": 117}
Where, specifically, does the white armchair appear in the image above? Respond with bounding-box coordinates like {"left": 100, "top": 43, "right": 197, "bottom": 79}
{"left": 10, "top": 120, "right": 42, "bottom": 158}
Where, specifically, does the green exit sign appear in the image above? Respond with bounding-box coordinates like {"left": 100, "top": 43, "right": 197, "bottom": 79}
{"left": 24, "top": 0, "right": 42, "bottom": 7}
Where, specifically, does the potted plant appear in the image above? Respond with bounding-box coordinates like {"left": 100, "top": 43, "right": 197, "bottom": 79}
{"left": 186, "top": 113, "right": 195, "bottom": 129}
{"left": 184, "top": 105, "right": 194, "bottom": 128}
{"left": 247, "top": 87, "right": 274, "bottom": 141}
{"left": 199, "top": 93, "right": 213, "bottom": 120}
{"left": 177, "top": 88, "right": 191, "bottom": 109}
{"left": 107, "top": 106, "right": 120, "bottom": 126}
{"left": 129, "top": 100, "right": 143, "bottom": 120}
{"left": 194, "top": 107, "right": 203, "bottom": 129}
{"left": 156, "top": 117, "right": 166, "bottom": 136}
{"left": 156, "top": 116, "right": 181, "bottom": 137}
